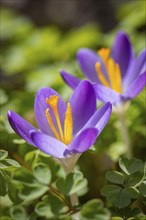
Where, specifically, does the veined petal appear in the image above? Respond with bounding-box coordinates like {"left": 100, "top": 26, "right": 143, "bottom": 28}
{"left": 69, "top": 80, "right": 96, "bottom": 134}
{"left": 133, "top": 49, "right": 146, "bottom": 75}
{"left": 124, "top": 72, "right": 146, "bottom": 98}
{"left": 34, "top": 87, "right": 66, "bottom": 136}
{"left": 93, "top": 83, "right": 123, "bottom": 105}
{"left": 60, "top": 70, "right": 81, "bottom": 89}
{"left": 67, "top": 128, "right": 99, "bottom": 154}
{"left": 30, "top": 131, "right": 67, "bottom": 158}
{"left": 83, "top": 102, "right": 112, "bottom": 134}
{"left": 77, "top": 48, "right": 107, "bottom": 83}
{"left": 123, "top": 49, "right": 146, "bottom": 87}
{"left": 7, "top": 111, "right": 36, "bottom": 145}
{"left": 112, "top": 31, "right": 134, "bottom": 77}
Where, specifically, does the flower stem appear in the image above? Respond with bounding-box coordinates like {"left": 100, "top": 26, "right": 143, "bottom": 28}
{"left": 115, "top": 105, "right": 133, "bottom": 158}
{"left": 58, "top": 156, "right": 80, "bottom": 207}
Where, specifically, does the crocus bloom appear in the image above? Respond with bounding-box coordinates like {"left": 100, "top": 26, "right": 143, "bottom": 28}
{"left": 61, "top": 31, "right": 146, "bottom": 105}
{"left": 8, "top": 81, "right": 112, "bottom": 170}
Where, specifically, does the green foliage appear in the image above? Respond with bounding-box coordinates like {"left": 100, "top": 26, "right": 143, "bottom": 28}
{"left": 56, "top": 171, "right": 88, "bottom": 196}
{"left": 101, "top": 157, "right": 146, "bottom": 218}
{"left": 0, "top": 150, "right": 22, "bottom": 204}
{"left": 80, "top": 199, "right": 110, "bottom": 220}
{"left": 0, "top": 1, "right": 146, "bottom": 219}
{"left": 10, "top": 206, "right": 28, "bottom": 220}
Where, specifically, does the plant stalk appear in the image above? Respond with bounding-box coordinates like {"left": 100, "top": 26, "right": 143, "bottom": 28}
{"left": 115, "top": 105, "right": 133, "bottom": 158}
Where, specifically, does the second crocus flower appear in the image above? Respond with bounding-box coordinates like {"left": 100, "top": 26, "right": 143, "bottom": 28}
{"left": 61, "top": 31, "right": 146, "bottom": 106}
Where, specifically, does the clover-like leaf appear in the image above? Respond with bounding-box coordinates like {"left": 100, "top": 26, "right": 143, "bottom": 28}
{"left": 19, "top": 184, "right": 48, "bottom": 201}
{"left": 119, "top": 158, "right": 144, "bottom": 175}
{"left": 35, "top": 201, "right": 54, "bottom": 219}
{"left": 127, "top": 171, "right": 143, "bottom": 186}
{"left": 139, "top": 182, "right": 146, "bottom": 197}
{"left": 101, "top": 185, "right": 122, "bottom": 197}
{"left": 125, "top": 187, "right": 139, "bottom": 199}
{"left": 80, "top": 199, "right": 110, "bottom": 220}
{"left": 35, "top": 194, "right": 65, "bottom": 218}
{"left": 114, "top": 189, "right": 131, "bottom": 208}
{"left": 33, "top": 163, "right": 52, "bottom": 185}
{"left": 105, "top": 171, "right": 125, "bottom": 184}
{"left": 10, "top": 206, "right": 28, "bottom": 220}
{"left": 56, "top": 171, "right": 87, "bottom": 197}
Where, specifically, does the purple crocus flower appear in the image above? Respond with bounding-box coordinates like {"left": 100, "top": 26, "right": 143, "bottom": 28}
{"left": 61, "top": 31, "right": 146, "bottom": 105}
{"left": 8, "top": 81, "right": 112, "bottom": 170}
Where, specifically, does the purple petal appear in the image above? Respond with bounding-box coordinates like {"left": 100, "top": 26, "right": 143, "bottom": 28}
{"left": 60, "top": 70, "right": 81, "bottom": 89}
{"left": 123, "top": 49, "right": 146, "bottom": 87}
{"left": 124, "top": 72, "right": 146, "bottom": 98}
{"left": 31, "top": 131, "right": 67, "bottom": 158}
{"left": 93, "top": 83, "right": 123, "bottom": 105}
{"left": 7, "top": 111, "right": 36, "bottom": 145}
{"left": 34, "top": 87, "right": 66, "bottom": 136}
{"left": 112, "top": 31, "right": 134, "bottom": 77}
{"left": 77, "top": 48, "right": 107, "bottom": 83}
{"left": 69, "top": 80, "right": 96, "bottom": 134}
{"left": 67, "top": 128, "right": 99, "bottom": 153}
{"left": 83, "top": 102, "right": 112, "bottom": 134}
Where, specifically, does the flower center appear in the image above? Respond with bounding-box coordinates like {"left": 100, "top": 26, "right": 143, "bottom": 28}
{"left": 95, "top": 48, "right": 122, "bottom": 94}
{"left": 45, "top": 95, "right": 73, "bottom": 145}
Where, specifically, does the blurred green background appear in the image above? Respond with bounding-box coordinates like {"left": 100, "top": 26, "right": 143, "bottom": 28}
{"left": 0, "top": 0, "right": 146, "bottom": 205}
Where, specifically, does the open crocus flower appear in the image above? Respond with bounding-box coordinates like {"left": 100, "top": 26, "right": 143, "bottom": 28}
{"left": 8, "top": 81, "right": 112, "bottom": 170}
{"left": 61, "top": 31, "right": 146, "bottom": 105}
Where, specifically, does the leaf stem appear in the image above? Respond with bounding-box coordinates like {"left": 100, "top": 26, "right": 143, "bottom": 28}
{"left": 134, "top": 163, "right": 146, "bottom": 188}
{"left": 12, "top": 153, "right": 31, "bottom": 171}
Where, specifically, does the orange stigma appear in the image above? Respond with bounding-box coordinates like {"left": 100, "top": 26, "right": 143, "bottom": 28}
{"left": 46, "top": 95, "right": 73, "bottom": 145}
{"left": 95, "top": 48, "right": 122, "bottom": 94}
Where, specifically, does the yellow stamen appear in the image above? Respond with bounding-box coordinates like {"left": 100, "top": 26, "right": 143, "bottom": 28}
{"left": 95, "top": 62, "right": 109, "bottom": 87}
{"left": 98, "top": 48, "right": 110, "bottom": 63}
{"left": 107, "top": 58, "right": 116, "bottom": 88}
{"left": 45, "top": 108, "right": 61, "bottom": 141}
{"left": 46, "top": 96, "right": 64, "bottom": 141}
{"left": 95, "top": 48, "right": 122, "bottom": 94}
{"left": 114, "top": 64, "right": 122, "bottom": 93}
{"left": 64, "top": 103, "right": 73, "bottom": 145}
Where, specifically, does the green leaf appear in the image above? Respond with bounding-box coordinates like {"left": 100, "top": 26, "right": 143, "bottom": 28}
{"left": 119, "top": 158, "right": 144, "bottom": 175}
{"left": 56, "top": 171, "right": 87, "bottom": 196}
{"left": 105, "top": 171, "right": 125, "bottom": 184}
{"left": 44, "top": 194, "right": 65, "bottom": 215}
{"left": 35, "top": 201, "right": 54, "bottom": 218}
{"left": 0, "top": 158, "right": 20, "bottom": 171}
{"left": 68, "top": 171, "right": 88, "bottom": 195}
{"left": 19, "top": 184, "right": 48, "bottom": 201}
{"left": 0, "top": 170, "right": 8, "bottom": 196}
{"left": 0, "top": 150, "right": 8, "bottom": 160}
{"left": 14, "top": 167, "right": 36, "bottom": 185}
{"left": 139, "top": 182, "right": 146, "bottom": 197}
{"left": 100, "top": 185, "right": 122, "bottom": 197}
{"left": 80, "top": 199, "right": 110, "bottom": 220}
{"left": 10, "top": 206, "right": 28, "bottom": 220}
{"left": 5, "top": 159, "right": 20, "bottom": 167}
{"left": 127, "top": 172, "right": 143, "bottom": 186}
{"left": 125, "top": 187, "right": 139, "bottom": 199}
{"left": 33, "top": 163, "right": 52, "bottom": 185}
{"left": 114, "top": 189, "right": 131, "bottom": 208}
{"left": 8, "top": 181, "right": 22, "bottom": 203}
